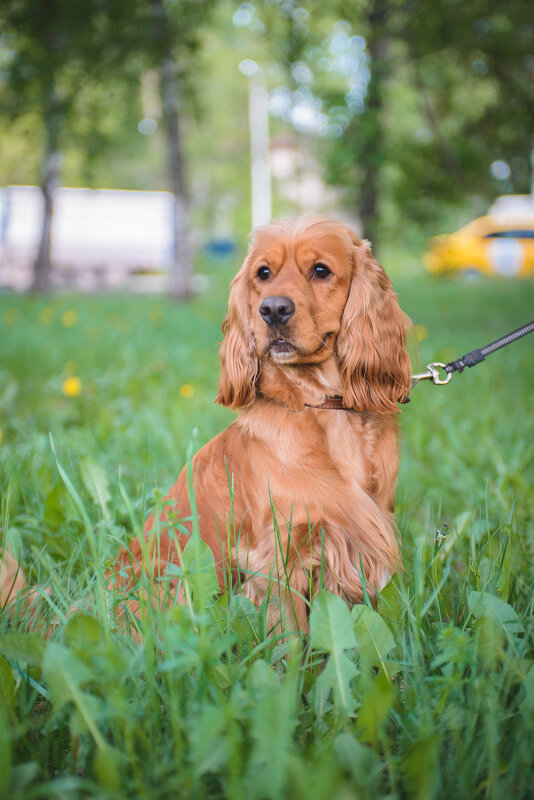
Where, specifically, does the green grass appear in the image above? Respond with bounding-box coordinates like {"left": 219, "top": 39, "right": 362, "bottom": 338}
{"left": 0, "top": 267, "right": 533, "bottom": 799}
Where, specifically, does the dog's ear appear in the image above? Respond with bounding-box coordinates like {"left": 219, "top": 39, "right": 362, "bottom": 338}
{"left": 337, "top": 238, "right": 412, "bottom": 413}
{"left": 216, "top": 261, "right": 260, "bottom": 409}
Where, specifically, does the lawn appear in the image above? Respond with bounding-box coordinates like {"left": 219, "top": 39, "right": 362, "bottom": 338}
{"left": 1, "top": 263, "right": 533, "bottom": 799}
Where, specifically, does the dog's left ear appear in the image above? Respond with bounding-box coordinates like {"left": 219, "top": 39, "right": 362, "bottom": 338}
{"left": 337, "top": 238, "right": 412, "bottom": 413}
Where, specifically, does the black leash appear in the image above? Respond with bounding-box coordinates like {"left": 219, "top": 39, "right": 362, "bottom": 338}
{"left": 412, "top": 318, "right": 534, "bottom": 387}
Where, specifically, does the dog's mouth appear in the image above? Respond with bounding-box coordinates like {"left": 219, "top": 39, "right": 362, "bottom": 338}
{"left": 270, "top": 338, "right": 296, "bottom": 354}
{"left": 265, "top": 332, "right": 335, "bottom": 362}
{"left": 266, "top": 338, "right": 298, "bottom": 360}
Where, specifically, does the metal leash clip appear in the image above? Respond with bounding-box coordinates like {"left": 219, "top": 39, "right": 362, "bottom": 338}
{"left": 411, "top": 362, "right": 453, "bottom": 387}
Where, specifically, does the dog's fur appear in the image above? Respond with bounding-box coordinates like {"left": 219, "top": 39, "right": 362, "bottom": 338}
{"left": 111, "top": 216, "right": 412, "bottom": 631}
{"left": 1, "top": 216, "right": 411, "bottom": 632}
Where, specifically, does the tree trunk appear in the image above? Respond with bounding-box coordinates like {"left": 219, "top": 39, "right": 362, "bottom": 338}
{"left": 358, "top": 2, "right": 391, "bottom": 244}
{"left": 31, "top": 140, "right": 60, "bottom": 293}
{"left": 160, "top": 59, "right": 192, "bottom": 301}
{"left": 358, "top": 37, "right": 389, "bottom": 243}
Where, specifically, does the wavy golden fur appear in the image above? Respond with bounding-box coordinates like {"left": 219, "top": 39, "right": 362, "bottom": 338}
{"left": 113, "top": 216, "right": 412, "bottom": 631}
{"left": 2, "top": 216, "right": 412, "bottom": 633}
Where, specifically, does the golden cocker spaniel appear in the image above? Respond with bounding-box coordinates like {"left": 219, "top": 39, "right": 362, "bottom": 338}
{"left": 113, "top": 215, "right": 412, "bottom": 631}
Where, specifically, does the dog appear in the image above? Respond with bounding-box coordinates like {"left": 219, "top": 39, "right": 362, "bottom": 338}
{"left": 110, "top": 216, "right": 412, "bottom": 632}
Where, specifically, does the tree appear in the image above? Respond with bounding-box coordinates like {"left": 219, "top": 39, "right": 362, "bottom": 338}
{"left": 270, "top": 0, "right": 533, "bottom": 240}
{"left": 142, "top": 0, "right": 216, "bottom": 300}
{"left": 325, "top": 0, "right": 534, "bottom": 238}
{"left": 1, "top": 1, "right": 89, "bottom": 290}
{"left": 0, "top": 0, "right": 143, "bottom": 291}
{"left": 0, "top": 0, "right": 215, "bottom": 297}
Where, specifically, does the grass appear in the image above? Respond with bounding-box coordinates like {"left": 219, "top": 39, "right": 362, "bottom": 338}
{"left": 0, "top": 262, "right": 533, "bottom": 799}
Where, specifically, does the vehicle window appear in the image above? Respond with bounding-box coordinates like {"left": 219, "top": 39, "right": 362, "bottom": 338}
{"left": 485, "top": 230, "right": 534, "bottom": 239}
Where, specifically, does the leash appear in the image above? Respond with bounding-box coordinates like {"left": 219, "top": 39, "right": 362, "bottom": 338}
{"left": 412, "top": 318, "right": 534, "bottom": 388}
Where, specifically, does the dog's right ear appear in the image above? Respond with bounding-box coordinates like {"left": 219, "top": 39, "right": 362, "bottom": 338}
{"left": 216, "top": 262, "right": 260, "bottom": 409}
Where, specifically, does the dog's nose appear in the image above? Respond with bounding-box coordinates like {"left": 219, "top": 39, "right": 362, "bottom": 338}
{"left": 259, "top": 296, "right": 295, "bottom": 326}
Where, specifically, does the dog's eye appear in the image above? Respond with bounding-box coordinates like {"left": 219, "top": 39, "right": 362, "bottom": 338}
{"left": 257, "top": 266, "right": 270, "bottom": 281}
{"left": 312, "top": 263, "right": 331, "bottom": 279}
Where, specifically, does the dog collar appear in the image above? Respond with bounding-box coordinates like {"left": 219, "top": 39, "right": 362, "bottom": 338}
{"left": 305, "top": 396, "right": 352, "bottom": 411}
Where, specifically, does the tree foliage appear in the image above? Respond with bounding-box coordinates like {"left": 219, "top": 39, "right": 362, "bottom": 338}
{"left": 313, "top": 0, "right": 534, "bottom": 236}
{"left": 0, "top": 0, "right": 216, "bottom": 294}
{"left": 0, "top": 0, "right": 532, "bottom": 273}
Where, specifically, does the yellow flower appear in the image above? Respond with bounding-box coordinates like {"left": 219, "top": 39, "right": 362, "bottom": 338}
{"left": 62, "top": 376, "right": 83, "bottom": 397}
{"left": 38, "top": 306, "right": 55, "bottom": 324}
{"left": 180, "top": 384, "right": 194, "bottom": 398}
{"left": 0, "top": 429, "right": 3, "bottom": 444}
{"left": 61, "top": 310, "right": 79, "bottom": 327}
{"left": 412, "top": 324, "right": 428, "bottom": 343}
{"left": 3, "top": 308, "right": 19, "bottom": 325}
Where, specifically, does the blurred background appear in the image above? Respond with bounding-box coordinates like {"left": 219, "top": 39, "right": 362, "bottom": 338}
{"left": 0, "top": 0, "right": 533, "bottom": 294}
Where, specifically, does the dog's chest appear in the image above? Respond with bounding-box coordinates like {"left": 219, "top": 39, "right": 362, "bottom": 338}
{"left": 246, "top": 409, "right": 374, "bottom": 523}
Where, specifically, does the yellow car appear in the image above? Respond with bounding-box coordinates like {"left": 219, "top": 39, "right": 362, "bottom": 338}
{"left": 425, "top": 207, "right": 534, "bottom": 277}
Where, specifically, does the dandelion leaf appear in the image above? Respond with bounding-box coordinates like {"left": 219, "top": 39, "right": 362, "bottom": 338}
{"left": 181, "top": 534, "right": 219, "bottom": 608}
{"left": 0, "top": 632, "right": 46, "bottom": 666}
{"left": 468, "top": 590, "right": 524, "bottom": 634}
{"left": 352, "top": 604, "right": 397, "bottom": 675}
{"left": 310, "top": 591, "right": 358, "bottom": 714}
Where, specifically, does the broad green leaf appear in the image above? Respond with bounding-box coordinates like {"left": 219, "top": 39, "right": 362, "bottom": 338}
{"left": 228, "top": 594, "right": 261, "bottom": 642}
{"left": 0, "top": 656, "right": 16, "bottom": 723}
{"left": 0, "top": 703, "right": 10, "bottom": 797}
{"left": 43, "top": 482, "right": 79, "bottom": 529}
{"left": 65, "top": 617, "right": 127, "bottom": 674}
{"left": 473, "top": 615, "right": 504, "bottom": 670}
{"left": 181, "top": 535, "right": 219, "bottom": 609}
{"left": 65, "top": 613, "right": 106, "bottom": 650}
{"left": 79, "top": 457, "right": 111, "bottom": 518}
{"left": 333, "top": 732, "right": 382, "bottom": 788}
{"left": 468, "top": 590, "right": 524, "bottom": 634}
{"left": 309, "top": 590, "right": 357, "bottom": 652}
{"left": 43, "top": 643, "right": 108, "bottom": 753}
{"left": 316, "top": 651, "right": 358, "bottom": 714}
{"left": 376, "top": 572, "right": 405, "bottom": 636}
{"left": 71, "top": 695, "right": 105, "bottom": 738}
{"left": 0, "top": 632, "right": 46, "bottom": 666}
{"left": 310, "top": 592, "right": 358, "bottom": 715}
{"left": 352, "top": 605, "right": 397, "bottom": 675}
{"left": 190, "top": 704, "right": 229, "bottom": 776}
{"left": 520, "top": 663, "right": 534, "bottom": 717}
{"left": 43, "top": 643, "right": 94, "bottom": 711}
{"left": 210, "top": 661, "right": 234, "bottom": 691}
{"left": 247, "top": 659, "right": 296, "bottom": 799}
{"left": 247, "top": 658, "right": 279, "bottom": 692}
{"left": 356, "top": 672, "right": 395, "bottom": 746}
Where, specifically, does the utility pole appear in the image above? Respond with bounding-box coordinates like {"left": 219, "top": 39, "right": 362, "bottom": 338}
{"left": 239, "top": 60, "right": 271, "bottom": 229}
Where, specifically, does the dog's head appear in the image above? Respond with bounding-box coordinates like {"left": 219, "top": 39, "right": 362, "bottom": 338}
{"left": 216, "top": 216, "right": 411, "bottom": 413}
